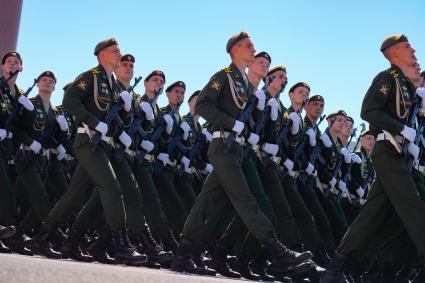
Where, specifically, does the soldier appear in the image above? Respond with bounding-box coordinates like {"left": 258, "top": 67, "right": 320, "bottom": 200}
{"left": 338, "top": 116, "right": 354, "bottom": 147}
{"left": 153, "top": 80, "right": 189, "bottom": 235}
{"left": 0, "top": 51, "right": 33, "bottom": 254}
{"left": 321, "top": 34, "right": 425, "bottom": 283}
{"left": 31, "top": 38, "right": 147, "bottom": 265}
{"left": 132, "top": 70, "right": 179, "bottom": 252}
{"left": 13, "top": 71, "right": 68, "bottom": 233}
{"left": 171, "top": 31, "right": 312, "bottom": 277}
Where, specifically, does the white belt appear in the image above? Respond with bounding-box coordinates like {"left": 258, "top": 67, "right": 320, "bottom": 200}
{"left": 21, "top": 145, "right": 49, "bottom": 157}
{"left": 212, "top": 131, "right": 244, "bottom": 145}
{"left": 77, "top": 127, "right": 112, "bottom": 144}
{"left": 376, "top": 133, "right": 404, "bottom": 143}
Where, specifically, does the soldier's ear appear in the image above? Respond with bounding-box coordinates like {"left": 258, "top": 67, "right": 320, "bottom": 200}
{"left": 19, "top": 65, "right": 23, "bottom": 72}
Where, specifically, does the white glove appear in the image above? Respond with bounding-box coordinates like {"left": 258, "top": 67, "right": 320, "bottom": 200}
{"left": 118, "top": 131, "right": 132, "bottom": 149}
{"left": 305, "top": 162, "right": 315, "bottom": 176}
{"left": 401, "top": 125, "right": 416, "bottom": 143}
{"left": 338, "top": 180, "right": 348, "bottom": 194}
{"left": 163, "top": 114, "right": 174, "bottom": 134}
{"left": 202, "top": 163, "right": 213, "bottom": 174}
{"left": 180, "top": 156, "right": 190, "bottom": 169}
{"left": 289, "top": 112, "right": 301, "bottom": 135}
{"left": 305, "top": 128, "right": 316, "bottom": 146}
{"left": 283, "top": 158, "right": 294, "bottom": 171}
{"left": 262, "top": 143, "right": 279, "bottom": 156}
{"left": 267, "top": 98, "right": 279, "bottom": 121}
{"left": 202, "top": 128, "right": 212, "bottom": 142}
{"left": 140, "top": 140, "right": 154, "bottom": 153}
{"left": 340, "top": 147, "right": 351, "bottom": 163}
{"left": 95, "top": 121, "right": 108, "bottom": 136}
{"left": 255, "top": 90, "right": 266, "bottom": 111}
{"left": 247, "top": 132, "right": 259, "bottom": 146}
{"left": 329, "top": 177, "right": 337, "bottom": 189}
{"left": 56, "top": 144, "right": 66, "bottom": 160}
{"left": 320, "top": 132, "right": 332, "bottom": 148}
{"left": 408, "top": 142, "right": 420, "bottom": 161}
{"left": 180, "top": 122, "right": 190, "bottom": 141}
{"left": 18, "top": 96, "right": 34, "bottom": 111}
{"left": 416, "top": 87, "right": 425, "bottom": 114}
{"left": 56, "top": 115, "right": 69, "bottom": 131}
{"left": 157, "top": 152, "right": 171, "bottom": 166}
{"left": 232, "top": 120, "right": 244, "bottom": 135}
{"left": 356, "top": 187, "right": 365, "bottom": 198}
{"left": 139, "top": 102, "right": 154, "bottom": 121}
{"left": 29, "top": 140, "right": 41, "bottom": 154}
{"left": 351, "top": 153, "right": 362, "bottom": 164}
{"left": 0, "top": 129, "right": 7, "bottom": 141}
{"left": 119, "top": 91, "right": 132, "bottom": 112}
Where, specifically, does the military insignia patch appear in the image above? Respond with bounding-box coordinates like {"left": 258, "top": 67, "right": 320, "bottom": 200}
{"left": 390, "top": 70, "right": 399, "bottom": 78}
{"left": 78, "top": 80, "right": 87, "bottom": 90}
{"left": 90, "top": 68, "right": 100, "bottom": 75}
{"left": 209, "top": 79, "right": 222, "bottom": 92}
{"left": 223, "top": 67, "right": 233, "bottom": 73}
{"left": 379, "top": 82, "right": 390, "bottom": 96}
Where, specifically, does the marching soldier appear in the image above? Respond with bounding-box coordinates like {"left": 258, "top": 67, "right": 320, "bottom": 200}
{"left": 321, "top": 34, "right": 425, "bottom": 283}
{"left": 31, "top": 38, "right": 147, "bottom": 265}
{"left": 0, "top": 51, "right": 33, "bottom": 254}
{"left": 171, "top": 31, "right": 313, "bottom": 277}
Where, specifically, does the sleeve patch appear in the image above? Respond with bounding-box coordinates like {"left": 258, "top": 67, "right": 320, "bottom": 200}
{"left": 77, "top": 80, "right": 88, "bottom": 91}
{"left": 379, "top": 82, "right": 390, "bottom": 96}
{"left": 209, "top": 78, "right": 223, "bottom": 92}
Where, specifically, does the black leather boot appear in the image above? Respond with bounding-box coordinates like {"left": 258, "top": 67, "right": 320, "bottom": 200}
{"left": 208, "top": 242, "right": 241, "bottom": 278}
{"left": 112, "top": 228, "right": 147, "bottom": 266}
{"left": 250, "top": 249, "right": 275, "bottom": 281}
{"left": 0, "top": 225, "right": 16, "bottom": 239}
{"left": 161, "top": 230, "right": 179, "bottom": 254}
{"left": 61, "top": 230, "right": 94, "bottom": 262}
{"left": 87, "top": 231, "right": 116, "bottom": 264}
{"left": 138, "top": 228, "right": 173, "bottom": 264}
{"left": 3, "top": 223, "right": 33, "bottom": 256}
{"left": 171, "top": 239, "right": 216, "bottom": 276}
{"left": 233, "top": 249, "right": 261, "bottom": 280}
{"left": 30, "top": 224, "right": 61, "bottom": 258}
{"left": 319, "top": 253, "right": 349, "bottom": 283}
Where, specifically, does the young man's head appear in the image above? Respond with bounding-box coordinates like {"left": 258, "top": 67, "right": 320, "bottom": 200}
{"left": 381, "top": 34, "right": 416, "bottom": 67}
{"left": 248, "top": 51, "right": 271, "bottom": 78}
{"left": 265, "top": 66, "right": 287, "bottom": 95}
{"left": 144, "top": 70, "right": 166, "bottom": 95}
{"left": 327, "top": 110, "right": 347, "bottom": 134}
{"left": 227, "top": 32, "right": 256, "bottom": 65}
{"left": 37, "top": 71, "right": 56, "bottom": 95}
{"left": 94, "top": 38, "right": 122, "bottom": 70}
{"left": 115, "top": 54, "right": 135, "bottom": 84}
{"left": 288, "top": 82, "right": 310, "bottom": 105}
{"left": 304, "top": 95, "right": 325, "bottom": 120}
{"left": 166, "top": 81, "right": 186, "bottom": 108}
{"left": 360, "top": 130, "right": 375, "bottom": 153}
{"left": 188, "top": 90, "right": 200, "bottom": 115}
{"left": 1, "top": 51, "right": 23, "bottom": 78}
{"left": 341, "top": 116, "right": 354, "bottom": 139}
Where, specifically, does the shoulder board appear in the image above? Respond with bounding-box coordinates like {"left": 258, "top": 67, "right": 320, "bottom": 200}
{"left": 18, "top": 88, "right": 25, "bottom": 95}
{"left": 389, "top": 69, "right": 399, "bottom": 78}
{"left": 160, "top": 106, "right": 169, "bottom": 113}
{"left": 29, "top": 97, "right": 38, "bottom": 103}
{"left": 90, "top": 68, "right": 101, "bottom": 75}
{"left": 223, "top": 67, "right": 233, "bottom": 73}
{"left": 51, "top": 105, "right": 57, "bottom": 111}
{"left": 56, "top": 105, "right": 66, "bottom": 111}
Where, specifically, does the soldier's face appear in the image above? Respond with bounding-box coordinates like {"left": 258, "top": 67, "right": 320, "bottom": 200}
{"left": 393, "top": 42, "right": 416, "bottom": 65}
{"left": 189, "top": 95, "right": 199, "bottom": 113}
{"left": 167, "top": 86, "right": 185, "bottom": 106}
{"left": 115, "top": 61, "right": 134, "bottom": 82}
{"left": 405, "top": 62, "right": 421, "bottom": 86}
{"left": 342, "top": 121, "right": 353, "bottom": 137}
{"left": 249, "top": 57, "right": 270, "bottom": 78}
{"left": 289, "top": 86, "right": 309, "bottom": 105}
{"left": 330, "top": 115, "right": 346, "bottom": 133}
{"left": 361, "top": 134, "right": 375, "bottom": 152}
{"left": 1, "top": 56, "right": 22, "bottom": 76}
{"left": 37, "top": 76, "right": 56, "bottom": 93}
{"left": 305, "top": 101, "right": 324, "bottom": 119}
{"left": 269, "top": 70, "right": 287, "bottom": 91}
{"left": 234, "top": 38, "right": 256, "bottom": 64}
{"left": 101, "top": 45, "right": 122, "bottom": 68}
{"left": 144, "top": 75, "right": 165, "bottom": 94}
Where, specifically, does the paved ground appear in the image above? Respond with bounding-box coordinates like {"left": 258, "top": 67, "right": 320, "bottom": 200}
{"left": 0, "top": 254, "right": 250, "bottom": 283}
